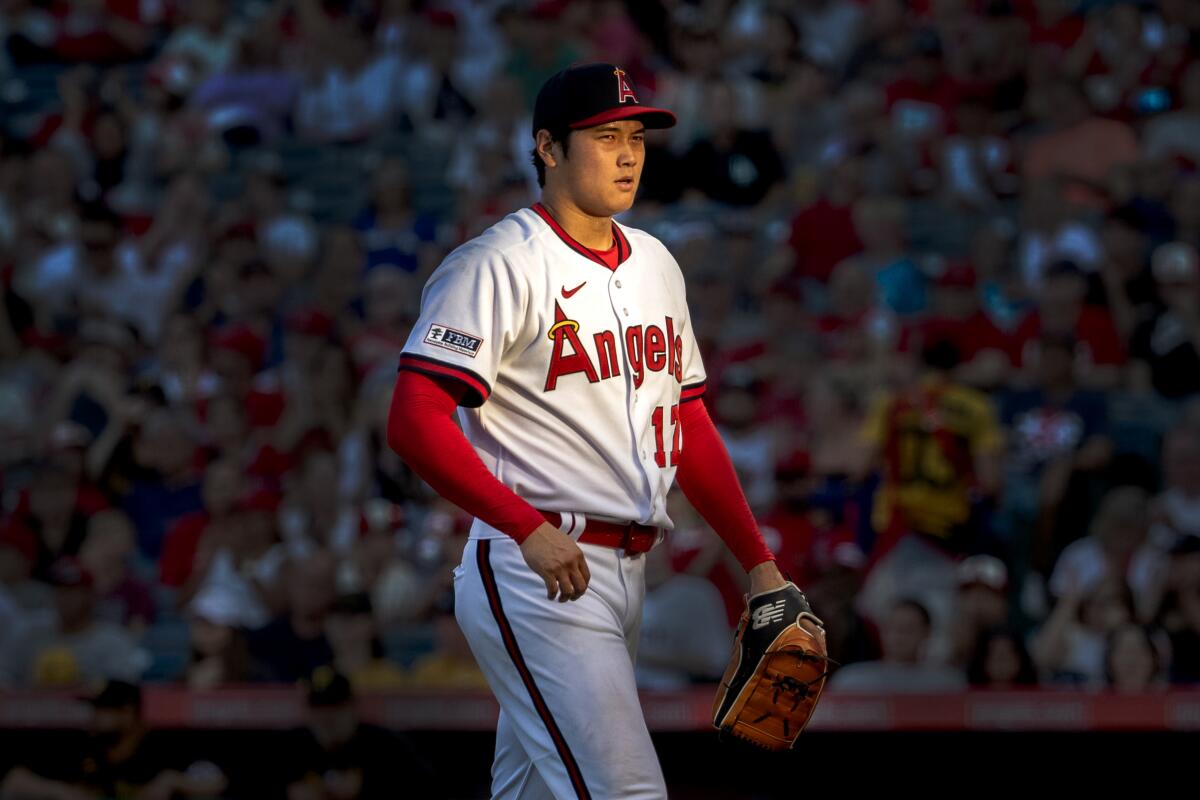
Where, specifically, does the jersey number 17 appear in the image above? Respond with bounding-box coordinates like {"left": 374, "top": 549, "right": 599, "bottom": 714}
{"left": 651, "top": 404, "right": 682, "bottom": 468}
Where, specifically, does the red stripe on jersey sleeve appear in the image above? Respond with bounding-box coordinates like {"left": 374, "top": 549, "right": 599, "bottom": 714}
{"left": 680, "top": 381, "right": 707, "bottom": 403}
{"left": 398, "top": 353, "right": 492, "bottom": 407}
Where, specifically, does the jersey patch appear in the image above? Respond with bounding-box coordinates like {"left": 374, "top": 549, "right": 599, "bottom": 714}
{"left": 425, "top": 324, "right": 484, "bottom": 357}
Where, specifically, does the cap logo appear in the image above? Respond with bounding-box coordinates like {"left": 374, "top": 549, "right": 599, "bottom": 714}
{"left": 614, "top": 67, "right": 638, "bottom": 104}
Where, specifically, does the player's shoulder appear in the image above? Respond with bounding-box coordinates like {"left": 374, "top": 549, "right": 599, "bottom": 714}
{"left": 442, "top": 207, "right": 553, "bottom": 274}
{"left": 616, "top": 219, "right": 685, "bottom": 281}
{"left": 616, "top": 219, "right": 674, "bottom": 260}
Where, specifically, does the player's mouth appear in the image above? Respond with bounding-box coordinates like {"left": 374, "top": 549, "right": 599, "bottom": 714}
{"left": 614, "top": 177, "right": 635, "bottom": 191}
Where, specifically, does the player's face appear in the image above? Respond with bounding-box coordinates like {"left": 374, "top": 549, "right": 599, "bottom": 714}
{"left": 561, "top": 120, "right": 646, "bottom": 217}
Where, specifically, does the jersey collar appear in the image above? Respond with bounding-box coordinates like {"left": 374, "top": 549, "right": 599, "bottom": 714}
{"left": 531, "top": 202, "right": 630, "bottom": 271}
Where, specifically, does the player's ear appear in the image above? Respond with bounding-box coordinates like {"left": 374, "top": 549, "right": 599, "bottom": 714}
{"left": 535, "top": 129, "right": 559, "bottom": 170}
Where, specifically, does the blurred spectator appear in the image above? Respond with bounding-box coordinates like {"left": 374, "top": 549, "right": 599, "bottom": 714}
{"left": 1, "top": 556, "right": 147, "bottom": 686}
{"left": 1129, "top": 242, "right": 1200, "bottom": 399}
{"left": 0, "top": 518, "right": 51, "bottom": 615}
{"left": 1144, "top": 62, "right": 1200, "bottom": 166}
{"left": 352, "top": 162, "right": 439, "bottom": 275}
{"left": 185, "top": 587, "right": 251, "bottom": 689}
{"left": 788, "top": 153, "right": 864, "bottom": 285}
{"left": 937, "top": 555, "right": 1011, "bottom": 668}
{"left": 161, "top": 0, "right": 241, "bottom": 90}
{"left": 998, "top": 334, "right": 1112, "bottom": 575}
{"left": 635, "top": 542, "right": 731, "bottom": 689}
{"left": 1048, "top": 487, "right": 1160, "bottom": 611}
{"left": 1010, "top": 262, "right": 1125, "bottom": 386}
{"left": 292, "top": 8, "right": 405, "bottom": 143}
{"left": 966, "top": 626, "right": 1038, "bottom": 689}
{"left": 828, "top": 598, "right": 966, "bottom": 692}
{"left": 246, "top": 549, "right": 336, "bottom": 683}
{"left": 679, "top": 80, "right": 785, "bottom": 208}
{"left": 12, "top": 461, "right": 91, "bottom": 579}
{"left": 159, "top": 458, "right": 240, "bottom": 590}
{"left": 183, "top": 486, "right": 287, "bottom": 630}
{"left": 1031, "top": 576, "right": 1136, "bottom": 686}
{"left": 1150, "top": 426, "right": 1200, "bottom": 547}
{"left": 843, "top": 194, "right": 927, "bottom": 316}
{"left": 324, "top": 592, "right": 406, "bottom": 691}
{"left": 281, "top": 668, "right": 436, "bottom": 799}
{"left": 901, "top": 263, "right": 1013, "bottom": 387}
{"left": 0, "top": 680, "right": 227, "bottom": 800}
{"left": 119, "top": 407, "right": 205, "bottom": 560}
{"left": 1022, "top": 80, "right": 1139, "bottom": 210}
{"left": 1105, "top": 624, "right": 1167, "bottom": 693}
{"left": 78, "top": 508, "right": 154, "bottom": 630}
{"left": 1146, "top": 536, "right": 1200, "bottom": 684}
{"left": 796, "top": 0, "right": 864, "bottom": 71}
{"left": 1017, "top": 181, "right": 1103, "bottom": 290}
{"left": 190, "top": 20, "right": 299, "bottom": 148}
{"left": 801, "top": 539, "right": 881, "bottom": 669}
{"left": 862, "top": 339, "right": 1002, "bottom": 554}
{"left": 406, "top": 602, "right": 489, "bottom": 690}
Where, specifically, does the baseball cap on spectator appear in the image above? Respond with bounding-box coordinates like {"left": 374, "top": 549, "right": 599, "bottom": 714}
{"left": 829, "top": 538, "right": 867, "bottom": 571}
{"left": 49, "top": 421, "right": 93, "bottom": 451}
{"left": 532, "top": 63, "right": 676, "bottom": 137}
{"left": 47, "top": 556, "right": 95, "bottom": 589}
{"left": 209, "top": 325, "right": 267, "bottom": 371}
{"left": 957, "top": 555, "right": 1008, "bottom": 591}
{"left": 306, "top": 666, "right": 353, "bottom": 707}
{"left": 190, "top": 586, "right": 245, "bottom": 628}
{"left": 1151, "top": 242, "right": 1198, "bottom": 284}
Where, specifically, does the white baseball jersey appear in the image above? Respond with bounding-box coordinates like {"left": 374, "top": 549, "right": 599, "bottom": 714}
{"left": 399, "top": 203, "right": 707, "bottom": 532}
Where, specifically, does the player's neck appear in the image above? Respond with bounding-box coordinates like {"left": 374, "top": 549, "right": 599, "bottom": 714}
{"left": 538, "top": 193, "right": 614, "bottom": 251}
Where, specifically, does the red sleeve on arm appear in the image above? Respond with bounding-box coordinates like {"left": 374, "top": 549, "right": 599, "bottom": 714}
{"left": 386, "top": 370, "right": 546, "bottom": 543}
{"left": 675, "top": 398, "right": 775, "bottom": 573}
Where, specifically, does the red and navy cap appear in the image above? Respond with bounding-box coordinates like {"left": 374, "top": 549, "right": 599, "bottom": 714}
{"left": 532, "top": 63, "right": 676, "bottom": 137}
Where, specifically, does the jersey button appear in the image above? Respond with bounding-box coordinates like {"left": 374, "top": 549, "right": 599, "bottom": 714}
{"left": 615, "top": 280, "right": 622, "bottom": 288}
{"left": 623, "top": 308, "right": 629, "bottom": 316}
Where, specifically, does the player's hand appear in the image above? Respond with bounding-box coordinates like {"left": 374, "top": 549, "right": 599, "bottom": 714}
{"left": 519, "top": 523, "right": 591, "bottom": 602}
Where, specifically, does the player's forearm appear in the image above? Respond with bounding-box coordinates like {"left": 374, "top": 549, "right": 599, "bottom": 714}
{"left": 675, "top": 399, "right": 775, "bottom": 573}
{"left": 387, "top": 370, "right": 546, "bottom": 543}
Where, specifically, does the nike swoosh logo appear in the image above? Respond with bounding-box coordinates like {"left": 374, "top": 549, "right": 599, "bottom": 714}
{"left": 561, "top": 282, "right": 586, "bottom": 298}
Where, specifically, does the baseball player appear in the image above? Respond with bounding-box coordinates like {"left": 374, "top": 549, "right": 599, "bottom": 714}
{"left": 388, "top": 63, "right": 815, "bottom": 799}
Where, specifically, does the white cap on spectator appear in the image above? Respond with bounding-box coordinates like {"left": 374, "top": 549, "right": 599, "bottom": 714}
{"left": 1152, "top": 242, "right": 1199, "bottom": 283}
{"left": 956, "top": 555, "right": 1008, "bottom": 591}
{"left": 190, "top": 587, "right": 244, "bottom": 628}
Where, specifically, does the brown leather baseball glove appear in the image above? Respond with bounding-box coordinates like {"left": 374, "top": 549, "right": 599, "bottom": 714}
{"left": 712, "top": 582, "right": 833, "bottom": 751}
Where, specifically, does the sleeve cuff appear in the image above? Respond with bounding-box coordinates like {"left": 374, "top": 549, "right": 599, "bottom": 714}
{"left": 680, "top": 381, "right": 707, "bottom": 403}
{"left": 399, "top": 354, "right": 492, "bottom": 408}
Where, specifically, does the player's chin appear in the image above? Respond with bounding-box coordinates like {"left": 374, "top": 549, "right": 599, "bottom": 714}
{"left": 605, "top": 183, "right": 638, "bottom": 213}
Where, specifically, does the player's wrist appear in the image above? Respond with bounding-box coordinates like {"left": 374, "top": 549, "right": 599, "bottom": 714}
{"left": 747, "top": 559, "right": 786, "bottom": 594}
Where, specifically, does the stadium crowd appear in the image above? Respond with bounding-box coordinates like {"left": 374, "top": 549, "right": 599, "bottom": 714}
{"left": 2, "top": 0, "right": 1200, "bottom": 743}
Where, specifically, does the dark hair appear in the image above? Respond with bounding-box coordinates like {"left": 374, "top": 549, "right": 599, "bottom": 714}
{"left": 920, "top": 338, "right": 961, "bottom": 372}
{"left": 893, "top": 598, "right": 932, "bottom": 629}
{"left": 967, "top": 627, "right": 1037, "bottom": 687}
{"left": 530, "top": 124, "right": 573, "bottom": 188}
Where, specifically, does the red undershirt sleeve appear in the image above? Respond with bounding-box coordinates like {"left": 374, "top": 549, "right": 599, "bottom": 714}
{"left": 675, "top": 398, "right": 775, "bottom": 573}
{"left": 386, "top": 370, "right": 546, "bottom": 543}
